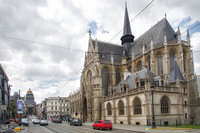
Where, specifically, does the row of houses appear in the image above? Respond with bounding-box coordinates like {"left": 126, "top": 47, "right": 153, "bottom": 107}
{"left": 36, "top": 97, "right": 70, "bottom": 121}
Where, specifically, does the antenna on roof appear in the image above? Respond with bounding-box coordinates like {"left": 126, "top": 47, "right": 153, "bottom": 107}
{"left": 165, "top": 13, "right": 167, "bottom": 18}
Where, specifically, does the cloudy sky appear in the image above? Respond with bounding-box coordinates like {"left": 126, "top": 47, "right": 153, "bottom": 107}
{"left": 0, "top": 0, "right": 200, "bottom": 103}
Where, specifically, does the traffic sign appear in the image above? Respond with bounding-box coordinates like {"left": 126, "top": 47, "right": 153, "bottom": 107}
{"left": 17, "top": 100, "right": 23, "bottom": 114}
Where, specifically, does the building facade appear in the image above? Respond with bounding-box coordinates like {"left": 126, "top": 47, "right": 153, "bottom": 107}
{"left": 0, "top": 64, "right": 10, "bottom": 124}
{"left": 59, "top": 97, "right": 70, "bottom": 120}
{"left": 46, "top": 97, "right": 60, "bottom": 119}
{"left": 69, "top": 90, "right": 81, "bottom": 119}
{"left": 69, "top": 4, "right": 200, "bottom": 125}
{"left": 36, "top": 104, "right": 42, "bottom": 118}
{"left": 41, "top": 99, "right": 47, "bottom": 119}
{"left": 46, "top": 97, "right": 70, "bottom": 120}
{"left": 24, "top": 88, "right": 36, "bottom": 115}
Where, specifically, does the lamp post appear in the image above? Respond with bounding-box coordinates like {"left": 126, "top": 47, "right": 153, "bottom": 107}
{"left": 151, "top": 85, "right": 156, "bottom": 128}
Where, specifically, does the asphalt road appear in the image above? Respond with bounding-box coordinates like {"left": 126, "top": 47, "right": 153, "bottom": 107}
{"left": 20, "top": 121, "right": 138, "bottom": 133}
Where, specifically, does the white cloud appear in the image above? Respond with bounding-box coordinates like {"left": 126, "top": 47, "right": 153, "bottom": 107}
{"left": 191, "top": 32, "right": 200, "bottom": 74}
{"left": 0, "top": 0, "right": 200, "bottom": 103}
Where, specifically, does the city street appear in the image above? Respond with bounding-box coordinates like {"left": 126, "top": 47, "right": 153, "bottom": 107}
{"left": 19, "top": 121, "right": 138, "bottom": 133}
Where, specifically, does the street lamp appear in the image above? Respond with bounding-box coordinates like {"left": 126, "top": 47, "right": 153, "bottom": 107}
{"left": 151, "top": 85, "right": 156, "bottom": 128}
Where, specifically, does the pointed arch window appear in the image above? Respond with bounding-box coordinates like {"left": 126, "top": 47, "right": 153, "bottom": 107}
{"left": 170, "top": 50, "right": 175, "bottom": 71}
{"left": 107, "top": 102, "right": 112, "bottom": 115}
{"left": 183, "top": 50, "right": 186, "bottom": 72}
{"left": 157, "top": 52, "right": 163, "bottom": 75}
{"left": 87, "top": 70, "right": 92, "bottom": 85}
{"left": 133, "top": 97, "right": 142, "bottom": 114}
{"left": 137, "top": 60, "right": 142, "bottom": 71}
{"left": 161, "top": 96, "right": 169, "bottom": 114}
{"left": 148, "top": 56, "right": 151, "bottom": 70}
{"left": 116, "top": 68, "right": 121, "bottom": 85}
{"left": 118, "top": 100, "right": 124, "bottom": 115}
{"left": 102, "top": 67, "right": 110, "bottom": 96}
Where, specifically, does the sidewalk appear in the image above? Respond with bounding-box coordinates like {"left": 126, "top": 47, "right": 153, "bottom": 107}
{"left": 0, "top": 122, "right": 17, "bottom": 133}
{"left": 83, "top": 122, "right": 200, "bottom": 133}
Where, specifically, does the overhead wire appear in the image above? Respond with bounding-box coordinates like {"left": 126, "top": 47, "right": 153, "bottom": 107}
{"left": 0, "top": 34, "right": 86, "bottom": 53}
{"left": 99, "top": 0, "right": 156, "bottom": 54}
{"left": 181, "top": 22, "right": 200, "bottom": 34}
{"left": 0, "top": 0, "right": 199, "bottom": 57}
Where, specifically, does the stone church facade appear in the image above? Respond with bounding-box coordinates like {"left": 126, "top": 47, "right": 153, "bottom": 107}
{"left": 69, "top": 4, "right": 200, "bottom": 125}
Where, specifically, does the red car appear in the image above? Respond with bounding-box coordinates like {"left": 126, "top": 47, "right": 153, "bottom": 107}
{"left": 93, "top": 120, "right": 112, "bottom": 130}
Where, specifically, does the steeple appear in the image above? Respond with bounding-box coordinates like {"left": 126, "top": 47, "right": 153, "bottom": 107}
{"left": 121, "top": 2, "right": 134, "bottom": 56}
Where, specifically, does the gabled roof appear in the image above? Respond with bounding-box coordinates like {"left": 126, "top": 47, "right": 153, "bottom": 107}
{"left": 129, "top": 18, "right": 177, "bottom": 56}
{"left": 168, "top": 59, "right": 185, "bottom": 83}
{"left": 91, "top": 40, "right": 123, "bottom": 62}
{"left": 89, "top": 18, "right": 177, "bottom": 62}
{"left": 115, "top": 68, "right": 156, "bottom": 93}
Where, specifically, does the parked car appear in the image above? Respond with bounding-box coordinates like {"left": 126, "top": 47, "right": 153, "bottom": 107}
{"left": 68, "top": 118, "right": 73, "bottom": 122}
{"left": 32, "top": 119, "right": 40, "bottom": 124}
{"left": 51, "top": 118, "right": 56, "bottom": 122}
{"left": 19, "top": 118, "right": 29, "bottom": 126}
{"left": 93, "top": 120, "right": 112, "bottom": 130}
{"left": 55, "top": 118, "right": 62, "bottom": 123}
{"left": 40, "top": 120, "right": 48, "bottom": 126}
{"left": 70, "top": 119, "right": 82, "bottom": 126}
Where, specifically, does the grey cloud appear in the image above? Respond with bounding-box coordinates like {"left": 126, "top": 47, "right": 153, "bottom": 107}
{"left": 22, "top": 54, "right": 43, "bottom": 64}
{"left": 23, "top": 65, "right": 68, "bottom": 80}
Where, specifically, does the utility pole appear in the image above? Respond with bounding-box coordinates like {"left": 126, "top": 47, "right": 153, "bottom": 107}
{"left": 151, "top": 86, "right": 156, "bottom": 128}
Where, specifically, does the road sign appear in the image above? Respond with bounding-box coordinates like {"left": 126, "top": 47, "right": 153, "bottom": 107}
{"left": 17, "top": 100, "right": 23, "bottom": 114}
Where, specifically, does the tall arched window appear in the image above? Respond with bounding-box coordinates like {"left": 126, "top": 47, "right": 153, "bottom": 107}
{"left": 133, "top": 97, "right": 142, "bottom": 114}
{"left": 137, "top": 60, "right": 142, "bottom": 71}
{"left": 170, "top": 50, "right": 175, "bottom": 71}
{"left": 148, "top": 56, "right": 151, "bottom": 70}
{"left": 116, "top": 68, "right": 121, "bottom": 85}
{"left": 118, "top": 100, "right": 124, "bottom": 115}
{"left": 107, "top": 102, "right": 112, "bottom": 115}
{"left": 161, "top": 96, "right": 169, "bottom": 114}
{"left": 183, "top": 50, "right": 186, "bottom": 72}
{"left": 87, "top": 70, "right": 92, "bottom": 85}
{"left": 157, "top": 52, "right": 163, "bottom": 75}
{"left": 101, "top": 67, "right": 110, "bottom": 96}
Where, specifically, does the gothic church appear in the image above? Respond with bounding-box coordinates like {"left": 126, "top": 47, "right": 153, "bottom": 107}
{"left": 69, "top": 4, "right": 200, "bottom": 125}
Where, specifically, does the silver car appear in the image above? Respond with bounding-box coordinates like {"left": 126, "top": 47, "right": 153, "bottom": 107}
{"left": 20, "top": 118, "right": 29, "bottom": 126}
{"left": 40, "top": 120, "right": 48, "bottom": 126}
{"left": 33, "top": 119, "right": 40, "bottom": 124}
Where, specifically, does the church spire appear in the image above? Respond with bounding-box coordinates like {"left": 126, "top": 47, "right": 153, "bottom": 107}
{"left": 121, "top": 2, "right": 134, "bottom": 45}
{"left": 121, "top": 2, "right": 134, "bottom": 56}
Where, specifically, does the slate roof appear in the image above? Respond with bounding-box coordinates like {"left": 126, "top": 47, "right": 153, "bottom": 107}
{"left": 92, "top": 18, "right": 177, "bottom": 62}
{"left": 115, "top": 68, "right": 156, "bottom": 93}
{"left": 168, "top": 59, "right": 185, "bottom": 83}
{"left": 129, "top": 18, "right": 177, "bottom": 56}
{"left": 91, "top": 40, "right": 123, "bottom": 62}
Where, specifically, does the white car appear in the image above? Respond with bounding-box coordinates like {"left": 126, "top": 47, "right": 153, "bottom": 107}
{"left": 32, "top": 119, "right": 40, "bottom": 124}
{"left": 40, "top": 120, "right": 48, "bottom": 126}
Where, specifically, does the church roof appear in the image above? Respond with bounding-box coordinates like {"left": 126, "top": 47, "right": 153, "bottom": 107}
{"left": 115, "top": 68, "right": 156, "bottom": 93}
{"left": 130, "top": 18, "right": 177, "bottom": 56}
{"left": 92, "top": 18, "right": 177, "bottom": 62}
{"left": 168, "top": 59, "right": 185, "bottom": 83}
{"left": 91, "top": 40, "right": 123, "bottom": 62}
